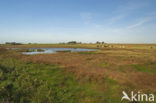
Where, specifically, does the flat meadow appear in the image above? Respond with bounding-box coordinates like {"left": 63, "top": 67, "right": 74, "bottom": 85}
{"left": 0, "top": 43, "right": 156, "bottom": 103}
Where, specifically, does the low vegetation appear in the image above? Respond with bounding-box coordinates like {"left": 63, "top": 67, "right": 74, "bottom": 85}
{"left": 0, "top": 43, "right": 156, "bottom": 103}
{"left": 0, "top": 52, "right": 104, "bottom": 103}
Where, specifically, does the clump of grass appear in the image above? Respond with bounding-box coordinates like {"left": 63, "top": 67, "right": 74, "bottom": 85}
{"left": 99, "top": 62, "right": 110, "bottom": 68}
{"left": 36, "top": 49, "right": 45, "bottom": 52}
{"left": 132, "top": 64, "right": 156, "bottom": 73}
{"left": 15, "top": 49, "right": 35, "bottom": 52}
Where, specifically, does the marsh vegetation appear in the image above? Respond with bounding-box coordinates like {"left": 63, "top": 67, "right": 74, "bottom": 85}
{"left": 0, "top": 44, "right": 156, "bottom": 103}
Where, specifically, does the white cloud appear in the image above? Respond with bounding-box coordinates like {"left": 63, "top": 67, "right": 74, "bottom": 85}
{"left": 127, "top": 18, "right": 151, "bottom": 29}
{"left": 108, "top": 1, "right": 149, "bottom": 25}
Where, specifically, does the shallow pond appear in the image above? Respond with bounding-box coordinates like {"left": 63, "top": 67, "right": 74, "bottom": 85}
{"left": 20, "top": 48, "right": 98, "bottom": 55}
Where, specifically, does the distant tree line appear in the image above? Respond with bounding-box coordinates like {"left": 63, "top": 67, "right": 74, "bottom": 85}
{"left": 60, "top": 41, "right": 105, "bottom": 44}
{"left": 59, "top": 41, "right": 82, "bottom": 44}
{"left": 96, "top": 41, "right": 105, "bottom": 44}
{"left": 5, "top": 42, "right": 22, "bottom": 45}
{"left": 67, "top": 41, "right": 82, "bottom": 44}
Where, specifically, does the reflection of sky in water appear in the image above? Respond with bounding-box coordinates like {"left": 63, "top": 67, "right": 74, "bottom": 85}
{"left": 22, "top": 48, "right": 98, "bottom": 55}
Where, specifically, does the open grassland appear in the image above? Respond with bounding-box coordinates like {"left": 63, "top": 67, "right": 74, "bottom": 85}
{"left": 2, "top": 43, "right": 156, "bottom": 50}
{"left": 0, "top": 44, "right": 156, "bottom": 103}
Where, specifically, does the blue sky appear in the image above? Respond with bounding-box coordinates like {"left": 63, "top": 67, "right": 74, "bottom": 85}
{"left": 0, "top": 0, "right": 156, "bottom": 43}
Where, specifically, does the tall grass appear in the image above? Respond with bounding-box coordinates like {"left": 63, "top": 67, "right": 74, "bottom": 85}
{"left": 0, "top": 55, "right": 122, "bottom": 103}
{"left": 0, "top": 57, "right": 95, "bottom": 103}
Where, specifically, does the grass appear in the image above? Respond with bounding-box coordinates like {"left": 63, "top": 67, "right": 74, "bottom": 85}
{"left": 0, "top": 57, "right": 99, "bottom": 103}
{"left": 2, "top": 43, "right": 156, "bottom": 50}
{"left": 36, "top": 49, "right": 45, "bottom": 52}
{"left": 132, "top": 63, "right": 156, "bottom": 73}
{"left": 0, "top": 51, "right": 123, "bottom": 103}
{"left": 99, "top": 62, "right": 111, "bottom": 68}
{"left": 77, "top": 51, "right": 97, "bottom": 54}
{"left": 1, "top": 44, "right": 156, "bottom": 103}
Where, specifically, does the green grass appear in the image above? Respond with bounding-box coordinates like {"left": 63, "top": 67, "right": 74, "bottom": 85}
{"left": 0, "top": 57, "right": 88, "bottom": 103}
{"left": 99, "top": 62, "right": 111, "bottom": 68}
{"left": 0, "top": 53, "right": 125, "bottom": 103}
{"left": 102, "top": 78, "right": 121, "bottom": 103}
{"left": 2, "top": 46, "right": 156, "bottom": 103}
{"left": 0, "top": 56, "right": 115, "bottom": 103}
{"left": 132, "top": 64, "right": 156, "bottom": 73}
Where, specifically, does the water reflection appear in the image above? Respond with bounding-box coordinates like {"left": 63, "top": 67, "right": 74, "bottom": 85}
{"left": 21, "top": 48, "right": 98, "bottom": 55}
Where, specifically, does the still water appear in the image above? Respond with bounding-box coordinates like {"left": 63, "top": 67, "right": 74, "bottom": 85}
{"left": 22, "top": 48, "right": 98, "bottom": 55}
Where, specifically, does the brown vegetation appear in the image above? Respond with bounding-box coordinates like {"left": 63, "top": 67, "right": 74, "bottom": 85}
{"left": 14, "top": 48, "right": 156, "bottom": 92}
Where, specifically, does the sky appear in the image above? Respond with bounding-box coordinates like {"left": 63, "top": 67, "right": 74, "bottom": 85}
{"left": 0, "top": 0, "right": 156, "bottom": 43}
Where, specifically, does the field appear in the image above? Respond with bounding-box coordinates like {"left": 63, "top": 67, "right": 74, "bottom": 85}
{"left": 0, "top": 44, "right": 156, "bottom": 103}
